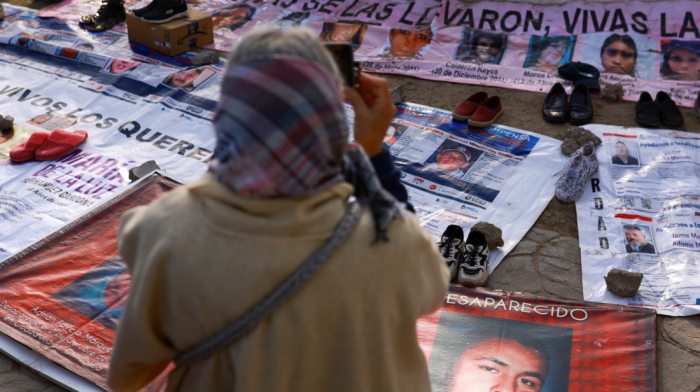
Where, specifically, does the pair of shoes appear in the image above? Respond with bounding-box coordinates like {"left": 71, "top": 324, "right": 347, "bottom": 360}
{"left": 132, "top": 0, "right": 188, "bottom": 23}
{"left": 636, "top": 91, "right": 683, "bottom": 127}
{"left": 10, "top": 129, "right": 88, "bottom": 162}
{"left": 438, "top": 225, "right": 490, "bottom": 287}
{"left": 555, "top": 142, "right": 598, "bottom": 203}
{"left": 80, "top": 0, "right": 126, "bottom": 32}
{"left": 543, "top": 83, "right": 593, "bottom": 124}
{"left": 452, "top": 92, "right": 503, "bottom": 128}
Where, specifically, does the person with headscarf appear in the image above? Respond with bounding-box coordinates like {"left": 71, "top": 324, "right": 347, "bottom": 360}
{"left": 660, "top": 40, "right": 700, "bottom": 81}
{"left": 108, "top": 26, "right": 449, "bottom": 392}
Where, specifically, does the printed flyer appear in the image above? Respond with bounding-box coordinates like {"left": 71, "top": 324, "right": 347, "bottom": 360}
{"left": 347, "top": 102, "right": 566, "bottom": 273}
{"left": 419, "top": 286, "right": 657, "bottom": 391}
{"left": 0, "top": 173, "right": 176, "bottom": 390}
{"left": 576, "top": 125, "right": 700, "bottom": 316}
{"left": 36, "top": 0, "right": 700, "bottom": 106}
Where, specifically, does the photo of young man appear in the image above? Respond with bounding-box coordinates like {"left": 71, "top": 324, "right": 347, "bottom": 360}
{"left": 379, "top": 24, "right": 435, "bottom": 59}
{"left": 162, "top": 67, "right": 204, "bottom": 89}
{"left": 212, "top": 4, "right": 256, "bottom": 35}
{"left": 428, "top": 312, "right": 572, "bottom": 392}
{"left": 424, "top": 140, "right": 482, "bottom": 179}
{"left": 623, "top": 224, "right": 656, "bottom": 254}
{"left": 611, "top": 141, "right": 639, "bottom": 166}
{"left": 383, "top": 122, "right": 407, "bottom": 147}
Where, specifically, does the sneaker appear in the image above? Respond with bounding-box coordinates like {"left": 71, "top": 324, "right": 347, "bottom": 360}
{"left": 132, "top": 0, "right": 160, "bottom": 18}
{"left": 82, "top": 0, "right": 126, "bottom": 32}
{"left": 555, "top": 142, "right": 598, "bottom": 203}
{"left": 458, "top": 230, "right": 490, "bottom": 287}
{"left": 438, "top": 225, "right": 464, "bottom": 280}
{"left": 141, "top": 0, "right": 188, "bottom": 23}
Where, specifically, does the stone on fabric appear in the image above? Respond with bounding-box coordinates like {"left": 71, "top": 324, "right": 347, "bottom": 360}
{"left": 561, "top": 126, "right": 602, "bottom": 156}
{"left": 129, "top": 160, "right": 161, "bottom": 182}
{"left": 1, "top": 115, "right": 14, "bottom": 132}
{"left": 192, "top": 50, "right": 221, "bottom": 66}
{"left": 601, "top": 83, "right": 624, "bottom": 102}
{"left": 470, "top": 221, "right": 503, "bottom": 250}
{"left": 604, "top": 268, "right": 643, "bottom": 297}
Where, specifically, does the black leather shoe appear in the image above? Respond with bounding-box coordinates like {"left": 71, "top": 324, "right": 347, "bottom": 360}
{"left": 568, "top": 83, "right": 593, "bottom": 124}
{"left": 656, "top": 91, "right": 684, "bottom": 126}
{"left": 542, "top": 83, "right": 568, "bottom": 122}
{"left": 636, "top": 92, "right": 660, "bottom": 127}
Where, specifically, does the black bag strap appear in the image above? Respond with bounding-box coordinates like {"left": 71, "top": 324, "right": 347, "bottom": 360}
{"left": 174, "top": 201, "right": 364, "bottom": 368}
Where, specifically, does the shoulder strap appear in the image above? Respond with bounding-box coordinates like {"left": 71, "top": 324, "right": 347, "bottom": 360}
{"left": 173, "top": 201, "right": 364, "bottom": 368}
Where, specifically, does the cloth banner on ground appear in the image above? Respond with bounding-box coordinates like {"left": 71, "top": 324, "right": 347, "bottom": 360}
{"left": 39, "top": 0, "right": 700, "bottom": 106}
{"left": 2, "top": 5, "right": 196, "bottom": 68}
{"left": 0, "top": 173, "right": 175, "bottom": 390}
{"left": 348, "top": 102, "right": 565, "bottom": 272}
{"left": 420, "top": 286, "right": 657, "bottom": 391}
{"left": 577, "top": 125, "right": 700, "bottom": 316}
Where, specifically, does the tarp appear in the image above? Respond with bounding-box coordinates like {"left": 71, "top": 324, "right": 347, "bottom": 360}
{"left": 0, "top": 173, "right": 175, "bottom": 390}
{"left": 577, "top": 125, "right": 700, "bottom": 316}
{"left": 420, "top": 286, "right": 657, "bottom": 391}
{"left": 348, "top": 102, "right": 566, "bottom": 272}
{"left": 38, "top": 0, "right": 700, "bottom": 106}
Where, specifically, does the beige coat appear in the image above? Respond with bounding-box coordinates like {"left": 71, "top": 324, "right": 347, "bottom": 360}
{"left": 108, "top": 173, "right": 450, "bottom": 392}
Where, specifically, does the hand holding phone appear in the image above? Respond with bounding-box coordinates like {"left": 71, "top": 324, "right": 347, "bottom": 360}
{"left": 324, "top": 43, "right": 360, "bottom": 87}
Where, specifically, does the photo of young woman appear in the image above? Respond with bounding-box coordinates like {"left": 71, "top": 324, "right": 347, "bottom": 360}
{"left": 318, "top": 22, "right": 369, "bottom": 51}
{"left": 660, "top": 40, "right": 700, "bottom": 81}
{"left": 523, "top": 36, "right": 575, "bottom": 73}
{"left": 454, "top": 28, "right": 507, "bottom": 65}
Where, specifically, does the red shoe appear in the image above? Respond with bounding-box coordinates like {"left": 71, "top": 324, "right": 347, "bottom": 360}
{"left": 35, "top": 129, "right": 88, "bottom": 161}
{"left": 468, "top": 96, "right": 503, "bottom": 128}
{"left": 9, "top": 131, "right": 50, "bottom": 162}
{"left": 452, "top": 92, "right": 488, "bottom": 121}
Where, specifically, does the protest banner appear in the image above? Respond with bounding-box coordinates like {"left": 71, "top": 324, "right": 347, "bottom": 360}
{"left": 420, "top": 286, "right": 657, "bottom": 391}
{"left": 38, "top": 0, "right": 700, "bottom": 106}
{"left": 576, "top": 125, "right": 700, "bottom": 316}
{"left": 0, "top": 173, "right": 175, "bottom": 390}
{"left": 349, "top": 102, "right": 566, "bottom": 272}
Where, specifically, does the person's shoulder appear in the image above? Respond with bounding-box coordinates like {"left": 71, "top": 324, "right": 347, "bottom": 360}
{"left": 120, "top": 184, "right": 198, "bottom": 236}
{"left": 629, "top": 156, "right": 639, "bottom": 164}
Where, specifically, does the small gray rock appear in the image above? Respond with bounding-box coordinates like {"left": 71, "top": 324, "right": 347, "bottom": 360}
{"left": 129, "top": 160, "right": 160, "bottom": 182}
{"left": 191, "top": 50, "right": 221, "bottom": 66}
{"left": 471, "top": 221, "right": 503, "bottom": 250}
{"left": 1, "top": 115, "right": 13, "bottom": 132}
{"left": 604, "top": 268, "right": 643, "bottom": 297}
{"left": 390, "top": 85, "right": 406, "bottom": 104}
{"left": 560, "top": 126, "right": 602, "bottom": 156}
{"left": 601, "top": 83, "right": 624, "bottom": 102}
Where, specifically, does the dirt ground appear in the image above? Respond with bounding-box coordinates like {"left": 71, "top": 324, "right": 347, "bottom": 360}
{"left": 382, "top": 73, "right": 699, "bottom": 238}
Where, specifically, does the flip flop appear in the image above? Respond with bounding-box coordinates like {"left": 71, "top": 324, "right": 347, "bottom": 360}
{"left": 35, "top": 129, "right": 88, "bottom": 161}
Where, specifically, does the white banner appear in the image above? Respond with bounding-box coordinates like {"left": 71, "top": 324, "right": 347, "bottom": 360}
{"left": 577, "top": 125, "right": 700, "bottom": 316}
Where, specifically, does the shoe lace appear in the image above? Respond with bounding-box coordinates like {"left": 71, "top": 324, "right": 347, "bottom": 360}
{"left": 438, "top": 234, "right": 458, "bottom": 259}
{"left": 463, "top": 248, "right": 477, "bottom": 266}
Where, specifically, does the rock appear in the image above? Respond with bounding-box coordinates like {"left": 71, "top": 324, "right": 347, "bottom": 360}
{"left": 191, "top": 50, "right": 221, "bottom": 66}
{"left": 486, "top": 255, "right": 542, "bottom": 293}
{"left": 694, "top": 90, "right": 700, "bottom": 120}
{"left": 539, "top": 237, "right": 581, "bottom": 265}
{"left": 1, "top": 115, "right": 14, "bottom": 132}
{"left": 525, "top": 228, "right": 558, "bottom": 243}
{"left": 601, "top": 83, "right": 624, "bottom": 102}
{"left": 560, "top": 126, "right": 602, "bottom": 156}
{"left": 128, "top": 160, "right": 161, "bottom": 182}
{"left": 390, "top": 85, "right": 406, "bottom": 104}
{"left": 470, "top": 222, "right": 503, "bottom": 250}
{"left": 604, "top": 268, "right": 643, "bottom": 297}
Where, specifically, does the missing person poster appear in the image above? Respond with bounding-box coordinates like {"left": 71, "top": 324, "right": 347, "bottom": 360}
{"left": 0, "top": 174, "right": 177, "bottom": 390}
{"left": 347, "top": 102, "right": 567, "bottom": 274}
{"left": 420, "top": 286, "right": 657, "bottom": 391}
{"left": 37, "top": 0, "right": 700, "bottom": 106}
{"left": 576, "top": 125, "right": 700, "bottom": 316}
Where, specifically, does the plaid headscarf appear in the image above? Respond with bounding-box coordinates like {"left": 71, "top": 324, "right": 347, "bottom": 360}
{"left": 211, "top": 55, "right": 402, "bottom": 241}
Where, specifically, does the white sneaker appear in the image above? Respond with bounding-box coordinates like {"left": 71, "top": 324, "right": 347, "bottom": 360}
{"left": 458, "top": 230, "right": 490, "bottom": 287}
{"left": 438, "top": 225, "right": 464, "bottom": 280}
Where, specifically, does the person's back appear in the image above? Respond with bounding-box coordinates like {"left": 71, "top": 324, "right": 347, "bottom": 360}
{"left": 108, "top": 27, "right": 449, "bottom": 392}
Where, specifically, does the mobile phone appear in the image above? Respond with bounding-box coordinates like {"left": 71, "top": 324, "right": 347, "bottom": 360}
{"left": 324, "top": 43, "right": 360, "bottom": 87}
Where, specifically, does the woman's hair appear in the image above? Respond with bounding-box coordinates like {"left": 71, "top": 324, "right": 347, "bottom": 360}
{"left": 600, "top": 34, "right": 638, "bottom": 61}
{"left": 226, "top": 27, "right": 341, "bottom": 83}
{"left": 524, "top": 35, "right": 572, "bottom": 68}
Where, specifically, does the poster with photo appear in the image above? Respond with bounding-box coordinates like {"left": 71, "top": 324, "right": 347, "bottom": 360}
{"left": 580, "top": 32, "right": 656, "bottom": 80}
{"left": 453, "top": 28, "right": 508, "bottom": 65}
{"left": 419, "top": 286, "right": 656, "bottom": 392}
